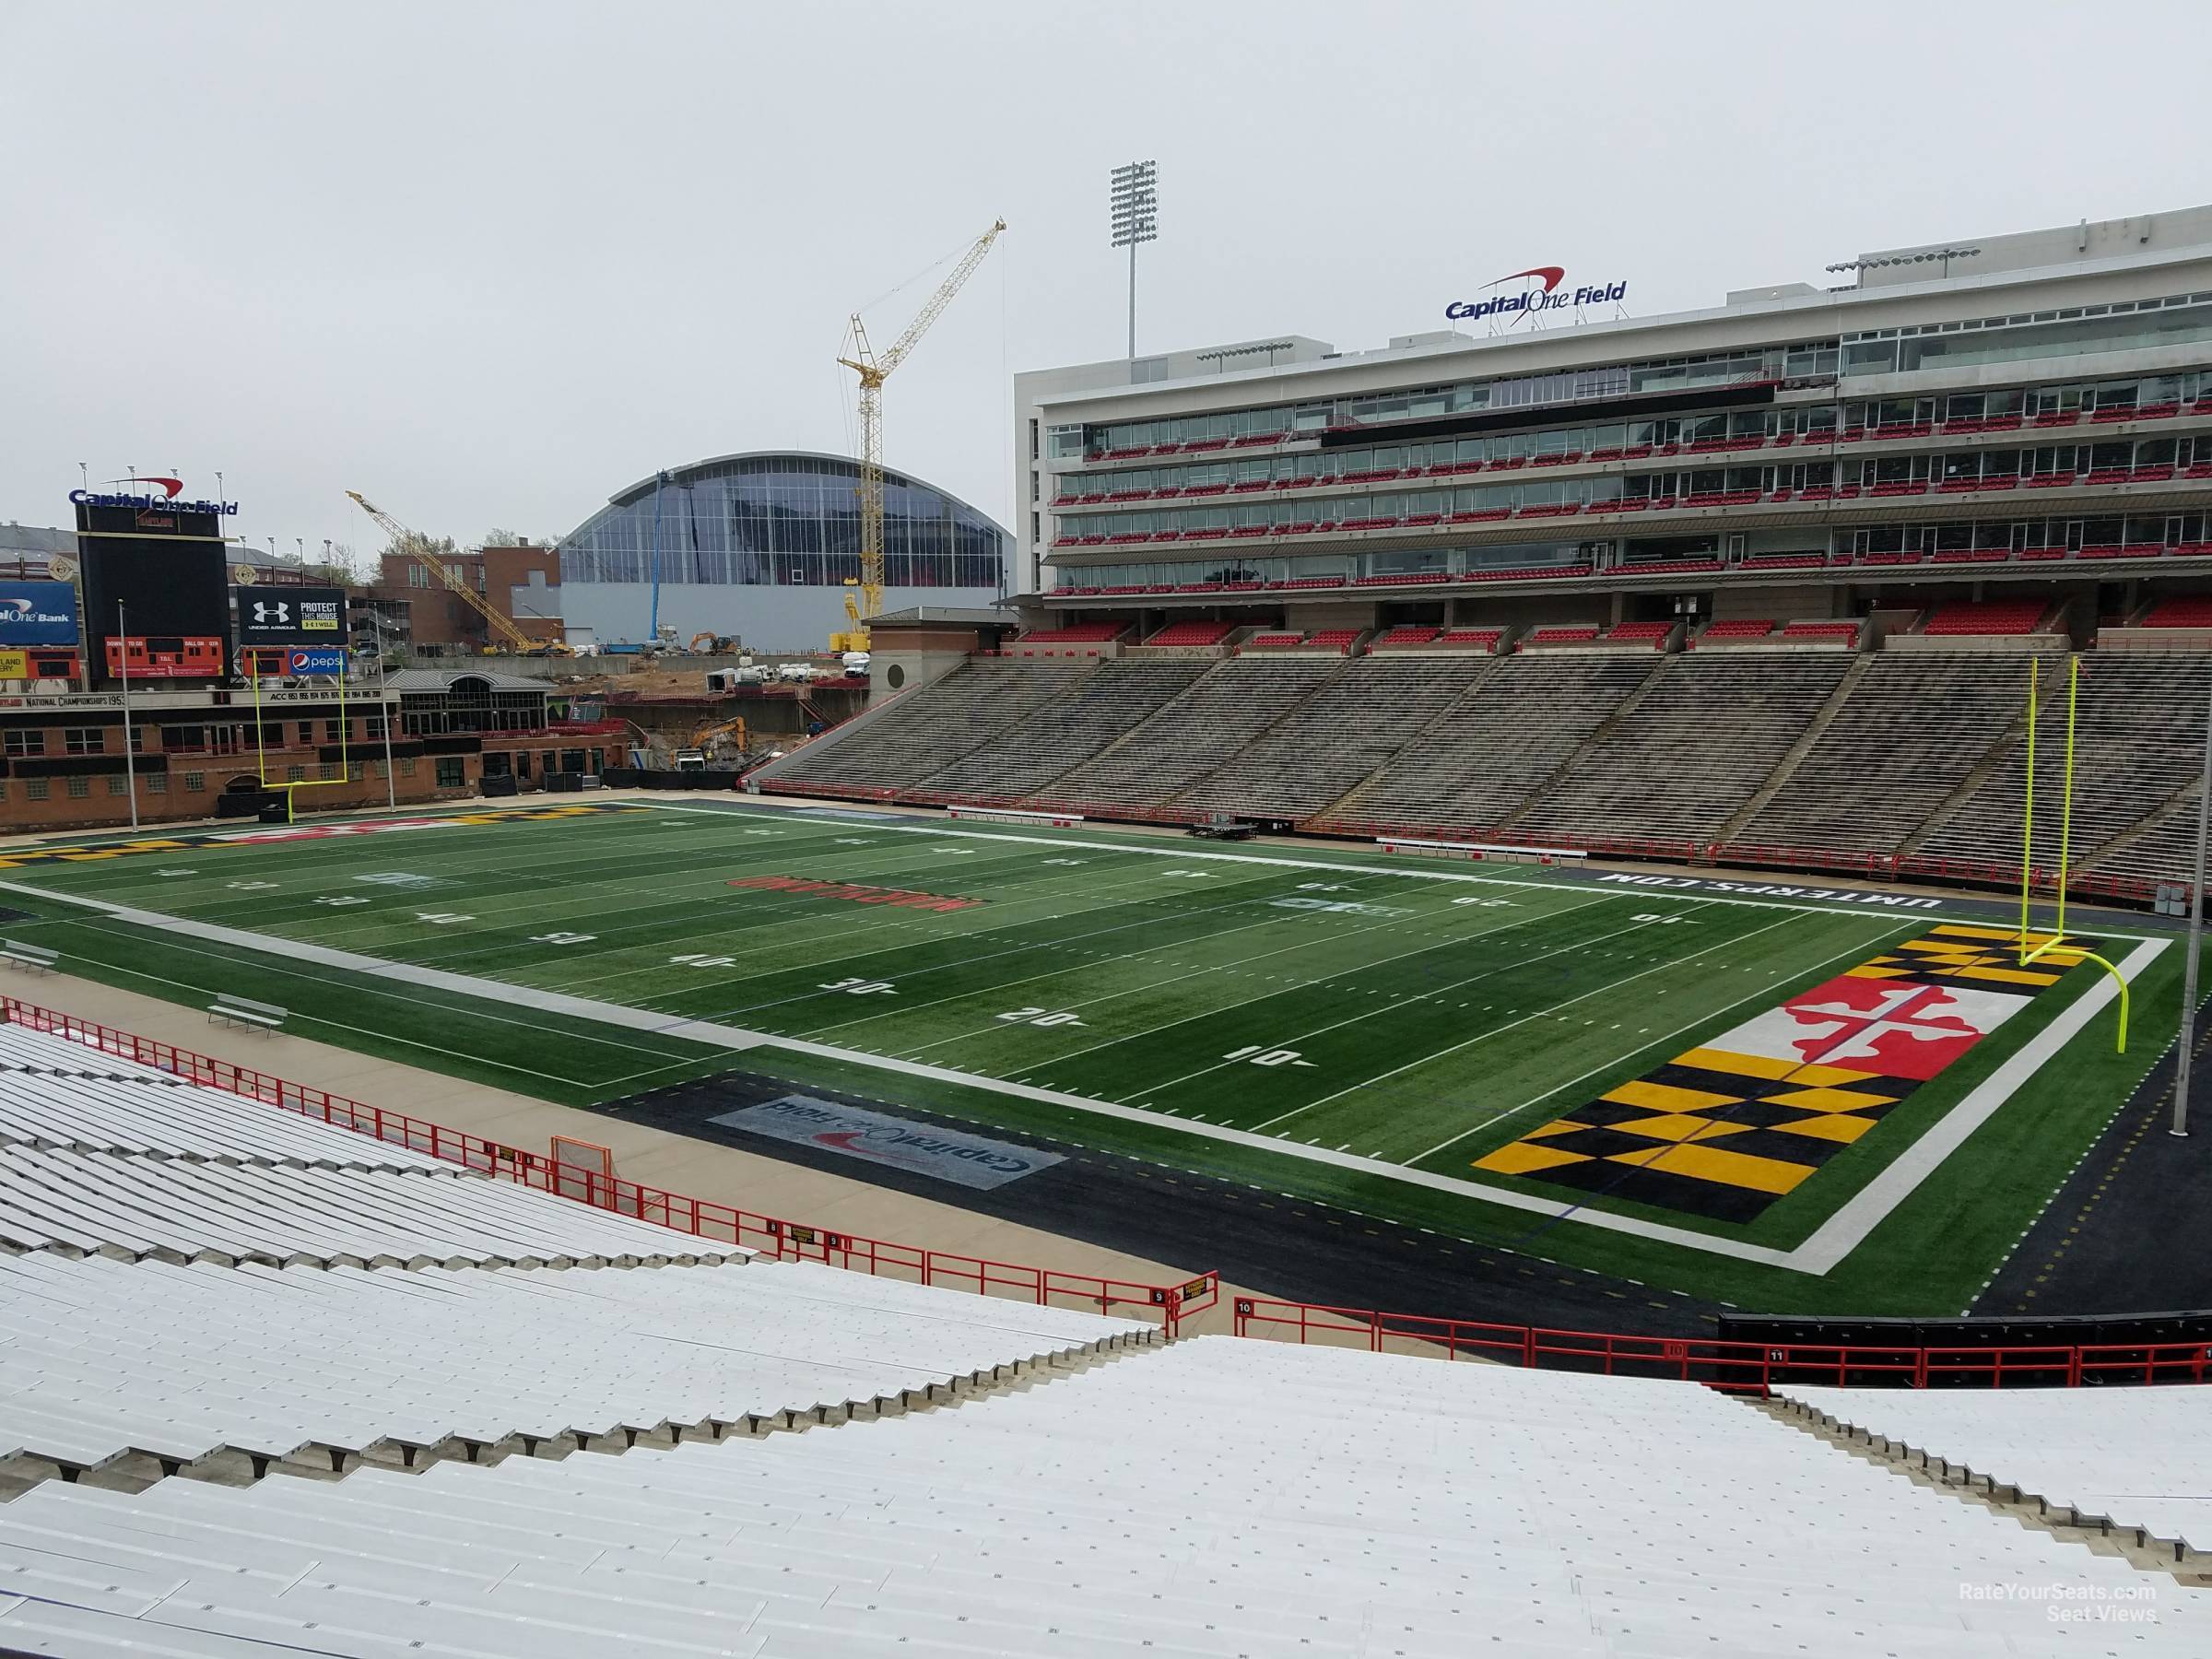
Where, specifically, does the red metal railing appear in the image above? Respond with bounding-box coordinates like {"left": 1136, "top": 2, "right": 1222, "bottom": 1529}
{"left": 0, "top": 996, "right": 1216, "bottom": 1335}
{"left": 1232, "top": 1297, "right": 2212, "bottom": 1394}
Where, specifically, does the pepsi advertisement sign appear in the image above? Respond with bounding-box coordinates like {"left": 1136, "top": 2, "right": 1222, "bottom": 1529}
{"left": 284, "top": 647, "right": 348, "bottom": 677}
{"left": 0, "top": 581, "right": 80, "bottom": 646}
{"left": 1446, "top": 265, "right": 1629, "bottom": 326}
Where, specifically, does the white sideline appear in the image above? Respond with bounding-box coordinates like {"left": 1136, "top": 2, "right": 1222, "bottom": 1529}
{"left": 0, "top": 880, "right": 2160, "bottom": 1277}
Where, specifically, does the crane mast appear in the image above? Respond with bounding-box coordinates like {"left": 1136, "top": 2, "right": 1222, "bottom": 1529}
{"left": 345, "top": 490, "right": 544, "bottom": 656}
{"left": 833, "top": 218, "right": 1006, "bottom": 651}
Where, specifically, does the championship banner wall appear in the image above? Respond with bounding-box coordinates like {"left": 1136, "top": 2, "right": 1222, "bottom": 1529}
{"left": 235, "top": 584, "right": 347, "bottom": 647}
{"left": 0, "top": 581, "right": 80, "bottom": 645}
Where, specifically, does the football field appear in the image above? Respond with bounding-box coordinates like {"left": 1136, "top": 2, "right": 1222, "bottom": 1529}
{"left": 0, "top": 797, "right": 2180, "bottom": 1314}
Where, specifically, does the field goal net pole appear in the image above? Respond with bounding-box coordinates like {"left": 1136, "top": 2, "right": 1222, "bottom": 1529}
{"left": 250, "top": 658, "right": 353, "bottom": 824}
{"left": 2017, "top": 654, "right": 2129, "bottom": 1053}
{"left": 2171, "top": 678, "right": 2212, "bottom": 1137}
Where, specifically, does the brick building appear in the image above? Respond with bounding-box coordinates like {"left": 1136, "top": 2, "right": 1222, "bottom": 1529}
{"left": 370, "top": 543, "right": 563, "bottom": 655}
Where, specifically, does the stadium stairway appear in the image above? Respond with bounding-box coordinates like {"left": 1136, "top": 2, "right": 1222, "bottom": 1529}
{"left": 1768, "top": 1386, "right": 2212, "bottom": 1573}
{"left": 6, "top": 1339, "right": 2212, "bottom": 1655}
{"left": 1707, "top": 653, "right": 1873, "bottom": 846}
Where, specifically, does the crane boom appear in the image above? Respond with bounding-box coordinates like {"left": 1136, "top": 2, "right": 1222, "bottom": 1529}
{"left": 345, "top": 490, "right": 541, "bottom": 656}
{"left": 833, "top": 218, "right": 1006, "bottom": 649}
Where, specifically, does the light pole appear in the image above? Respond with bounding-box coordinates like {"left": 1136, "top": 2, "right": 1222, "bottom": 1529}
{"left": 1109, "top": 160, "right": 1159, "bottom": 363}
{"left": 2173, "top": 680, "right": 2212, "bottom": 1136}
{"left": 115, "top": 601, "right": 139, "bottom": 831}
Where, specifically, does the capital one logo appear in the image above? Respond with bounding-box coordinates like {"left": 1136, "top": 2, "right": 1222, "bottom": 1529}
{"left": 124, "top": 476, "right": 184, "bottom": 500}
{"left": 1445, "top": 265, "right": 1626, "bottom": 326}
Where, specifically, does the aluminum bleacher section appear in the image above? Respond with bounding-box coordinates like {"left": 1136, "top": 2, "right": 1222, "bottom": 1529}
{"left": 1313, "top": 653, "right": 1654, "bottom": 837}
{"left": 1032, "top": 655, "right": 1344, "bottom": 814}
{"left": 6, "top": 1337, "right": 2207, "bottom": 1656}
{"left": 1725, "top": 655, "right": 2033, "bottom": 858}
{"left": 907, "top": 658, "right": 1211, "bottom": 804}
{"left": 0, "top": 1252, "right": 1145, "bottom": 1492}
{"left": 1911, "top": 653, "right": 2212, "bottom": 888}
{"left": 757, "top": 657, "right": 1084, "bottom": 797}
{"left": 0, "top": 1146, "right": 743, "bottom": 1269}
{"left": 1781, "top": 1382, "right": 2212, "bottom": 1557}
{"left": 1171, "top": 655, "right": 1490, "bottom": 822}
{"left": 1513, "top": 653, "right": 1854, "bottom": 847}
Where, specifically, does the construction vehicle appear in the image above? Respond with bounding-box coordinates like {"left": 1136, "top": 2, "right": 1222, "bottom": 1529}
{"left": 675, "top": 715, "right": 748, "bottom": 772}
{"left": 345, "top": 491, "right": 573, "bottom": 658}
{"left": 832, "top": 217, "right": 1006, "bottom": 653}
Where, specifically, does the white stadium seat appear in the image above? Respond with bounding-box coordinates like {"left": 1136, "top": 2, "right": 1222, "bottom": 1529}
{"left": 4, "top": 1340, "right": 2207, "bottom": 1656}
{"left": 1785, "top": 1382, "right": 2212, "bottom": 1554}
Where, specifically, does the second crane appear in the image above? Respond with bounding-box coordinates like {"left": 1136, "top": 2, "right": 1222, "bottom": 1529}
{"left": 832, "top": 218, "right": 1006, "bottom": 653}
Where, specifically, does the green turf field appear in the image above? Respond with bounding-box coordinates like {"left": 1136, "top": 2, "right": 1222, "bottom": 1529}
{"left": 0, "top": 798, "right": 2182, "bottom": 1316}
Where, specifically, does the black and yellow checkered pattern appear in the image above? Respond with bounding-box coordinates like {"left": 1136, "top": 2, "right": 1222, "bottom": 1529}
{"left": 1473, "top": 924, "right": 2093, "bottom": 1224}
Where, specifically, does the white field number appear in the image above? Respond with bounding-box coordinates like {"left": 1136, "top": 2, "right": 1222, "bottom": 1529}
{"left": 1297, "top": 882, "right": 1350, "bottom": 893}
{"left": 1159, "top": 868, "right": 1214, "bottom": 879}
{"left": 995, "top": 1006, "right": 1086, "bottom": 1028}
{"left": 227, "top": 880, "right": 277, "bottom": 891}
{"left": 1043, "top": 858, "right": 1086, "bottom": 866}
{"left": 1630, "top": 912, "right": 1686, "bottom": 924}
{"left": 670, "top": 952, "right": 736, "bottom": 968}
{"left": 154, "top": 868, "right": 196, "bottom": 877}
{"left": 312, "top": 896, "right": 370, "bottom": 907}
{"left": 416, "top": 912, "right": 474, "bottom": 924}
{"left": 531, "top": 932, "right": 597, "bottom": 945}
{"left": 1452, "top": 896, "right": 1512, "bottom": 908}
{"left": 820, "top": 976, "right": 895, "bottom": 995}
{"left": 1224, "top": 1044, "right": 1315, "bottom": 1068}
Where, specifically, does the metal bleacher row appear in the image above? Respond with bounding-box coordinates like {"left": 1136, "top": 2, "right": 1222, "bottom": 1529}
{"left": 9, "top": 1336, "right": 2212, "bottom": 1656}
{"left": 0, "top": 1022, "right": 1145, "bottom": 1501}
{"left": 758, "top": 640, "right": 2212, "bottom": 894}
{"left": 6, "top": 1019, "right": 2212, "bottom": 1653}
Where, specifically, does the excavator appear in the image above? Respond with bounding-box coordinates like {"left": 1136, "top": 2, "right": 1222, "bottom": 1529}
{"left": 672, "top": 715, "right": 748, "bottom": 772}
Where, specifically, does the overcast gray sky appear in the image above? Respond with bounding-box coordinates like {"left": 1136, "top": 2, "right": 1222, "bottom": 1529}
{"left": 3, "top": 0, "right": 2206, "bottom": 561}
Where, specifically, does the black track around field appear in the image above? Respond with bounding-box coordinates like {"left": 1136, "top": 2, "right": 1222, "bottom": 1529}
{"left": 1977, "top": 988, "right": 2212, "bottom": 1318}
{"left": 601, "top": 1070, "right": 1729, "bottom": 1337}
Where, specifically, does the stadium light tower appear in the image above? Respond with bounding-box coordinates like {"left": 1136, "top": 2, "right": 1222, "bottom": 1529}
{"left": 1110, "top": 160, "right": 1159, "bottom": 362}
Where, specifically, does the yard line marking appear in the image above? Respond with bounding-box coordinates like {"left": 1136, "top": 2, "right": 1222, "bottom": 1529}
{"left": 648, "top": 800, "right": 2170, "bottom": 935}
{"left": 1404, "top": 913, "right": 1901, "bottom": 1166}
{"left": 863, "top": 883, "right": 1593, "bottom": 1054}
{"left": 1230, "top": 905, "right": 1701, "bottom": 1131}
{"left": 1018, "top": 893, "right": 1619, "bottom": 1078}
{"left": 3, "top": 873, "right": 2159, "bottom": 1276}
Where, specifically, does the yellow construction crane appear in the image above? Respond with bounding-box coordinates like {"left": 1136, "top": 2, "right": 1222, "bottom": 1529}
{"left": 832, "top": 218, "right": 1006, "bottom": 652}
{"left": 345, "top": 490, "right": 566, "bottom": 657}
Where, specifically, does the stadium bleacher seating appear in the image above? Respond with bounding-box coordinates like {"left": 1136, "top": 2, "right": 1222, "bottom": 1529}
{"left": 1032, "top": 655, "right": 1345, "bottom": 812}
{"left": 1694, "top": 618, "right": 1776, "bottom": 644}
{"left": 1241, "top": 630, "right": 1308, "bottom": 649}
{"left": 1605, "top": 619, "right": 1674, "bottom": 647}
{"left": 1013, "top": 623, "right": 1126, "bottom": 645}
{"left": 7, "top": 1337, "right": 2208, "bottom": 1657}
{"left": 1777, "top": 620, "right": 1861, "bottom": 646}
{"left": 1783, "top": 1383, "right": 2212, "bottom": 1554}
{"left": 0, "top": 1022, "right": 1143, "bottom": 1500}
{"left": 1921, "top": 599, "right": 2051, "bottom": 636}
{"left": 761, "top": 658, "right": 1083, "bottom": 796}
{"left": 1728, "top": 655, "right": 2042, "bottom": 857}
{"left": 1171, "top": 656, "right": 1492, "bottom": 822}
{"left": 908, "top": 659, "right": 1213, "bottom": 803}
{"left": 1515, "top": 654, "right": 1854, "bottom": 844}
{"left": 1314, "top": 653, "right": 1656, "bottom": 836}
{"left": 1523, "top": 624, "right": 1601, "bottom": 646}
{"left": 1437, "top": 626, "right": 1503, "bottom": 650}
{"left": 1912, "top": 653, "right": 2212, "bottom": 886}
{"left": 1370, "top": 625, "right": 1441, "bottom": 649}
{"left": 2142, "top": 598, "right": 2212, "bottom": 629}
{"left": 1142, "top": 620, "right": 1236, "bottom": 647}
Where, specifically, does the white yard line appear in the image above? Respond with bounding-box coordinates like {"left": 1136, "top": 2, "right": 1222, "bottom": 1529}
{"left": 1405, "top": 915, "right": 1912, "bottom": 1165}
{"left": 658, "top": 799, "right": 2157, "bottom": 930}
{"left": 0, "top": 877, "right": 2161, "bottom": 1277}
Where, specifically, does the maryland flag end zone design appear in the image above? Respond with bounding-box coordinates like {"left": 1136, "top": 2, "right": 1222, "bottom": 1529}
{"left": 1474, "top": 924, "right": 2094, "bottom": 1223}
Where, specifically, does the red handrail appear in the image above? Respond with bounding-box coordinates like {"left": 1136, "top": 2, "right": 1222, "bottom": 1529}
{"left": 1231, "top": 1296, "right": 2212, "bottom": 1394}
{"left": 0, "top": 996, "right": 1214, "bottom": 1335}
